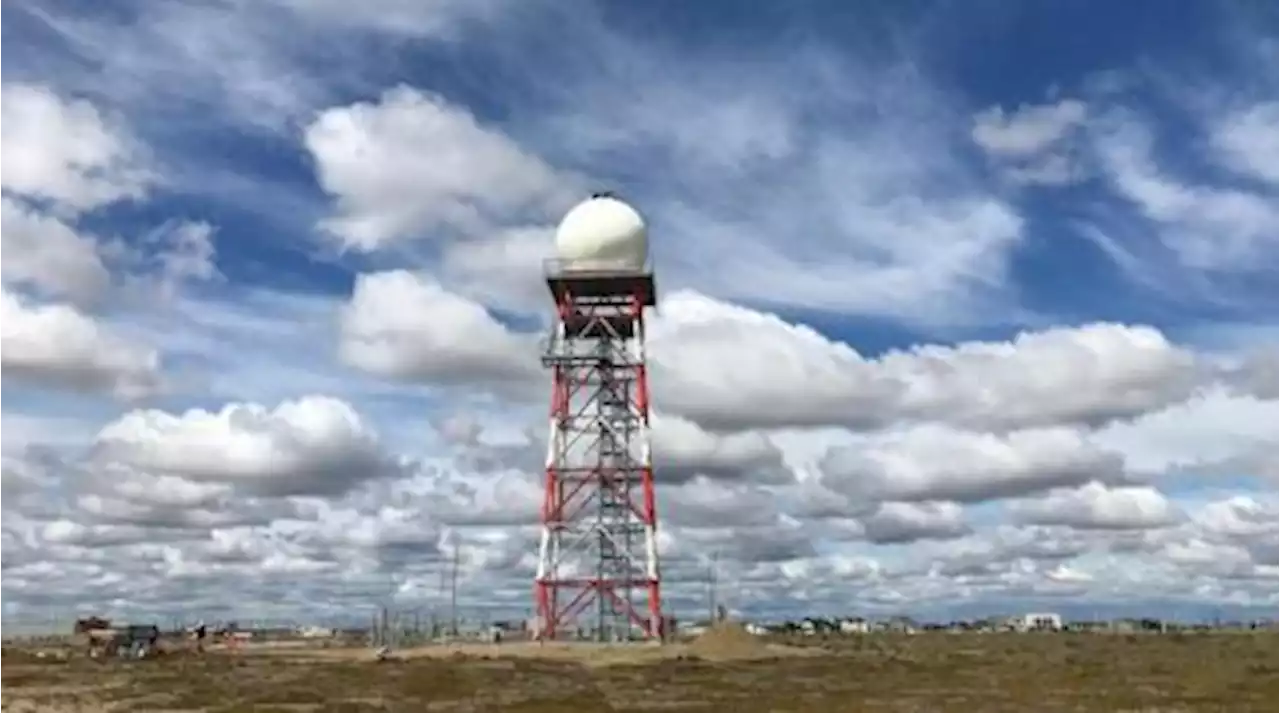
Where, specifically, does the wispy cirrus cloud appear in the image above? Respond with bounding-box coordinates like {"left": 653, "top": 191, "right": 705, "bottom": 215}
{"left": 513, "top": 21, "right": 1029, "bottom": 324}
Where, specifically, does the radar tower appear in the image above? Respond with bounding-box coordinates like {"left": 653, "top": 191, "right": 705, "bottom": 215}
{"left": 534, "top": 194, "right": 664, "bottom": 642}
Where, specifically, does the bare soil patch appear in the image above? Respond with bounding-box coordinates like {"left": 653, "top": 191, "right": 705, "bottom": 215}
{"left": 686, "top": 621, "right": 797, "bottom": 661}
{"left": 242, "top": 626, "right": 812, "bottom": 667}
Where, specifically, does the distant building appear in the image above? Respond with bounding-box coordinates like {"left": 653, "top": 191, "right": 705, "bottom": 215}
{"left": 297, "top": 626, "right": 336, "bottom": 639}
{"left": 1012, "top": 613, "right": 1063, "bottom": 631}
{"left": 838, "top": 617, "right": 870, "bottom": 634}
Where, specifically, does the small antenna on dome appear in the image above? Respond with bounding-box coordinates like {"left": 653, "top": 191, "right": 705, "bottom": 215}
{"left": 590, "top": 190, "right": 618, "bottom": 200}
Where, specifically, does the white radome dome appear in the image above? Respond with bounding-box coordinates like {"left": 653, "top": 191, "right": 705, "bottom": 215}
{"left": 554, "top": 194, "right": 648, "bottom": 271}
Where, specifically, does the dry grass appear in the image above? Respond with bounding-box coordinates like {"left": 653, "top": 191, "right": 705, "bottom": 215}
{"left": 3, "top": 631, "right": 1275, "bottom": 712}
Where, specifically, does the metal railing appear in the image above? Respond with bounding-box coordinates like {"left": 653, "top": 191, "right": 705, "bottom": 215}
{"left": 543, "top": 257, "right": 652, "bottom": 277}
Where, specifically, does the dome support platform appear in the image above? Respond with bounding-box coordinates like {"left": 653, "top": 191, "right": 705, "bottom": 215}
{"left": 543, "top": 258, "right": 657, "bottom": 308}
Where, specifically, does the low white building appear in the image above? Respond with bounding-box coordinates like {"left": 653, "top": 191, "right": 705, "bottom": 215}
{"left": 1013, "top": 613, "right": 1063, "bottom": 631}
{"left": 297, "top": 626, "right": 335, "bottom": 639}
{"left": 838, "top": 618, "right": 870, "bottom": 634}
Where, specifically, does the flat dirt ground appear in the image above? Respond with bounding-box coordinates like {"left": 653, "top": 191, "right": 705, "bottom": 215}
{"left": 2, "top": 630, "right": 1276, "bottom": 712}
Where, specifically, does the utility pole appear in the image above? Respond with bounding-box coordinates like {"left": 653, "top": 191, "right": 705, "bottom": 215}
{"left": 385, "top": 572, "right": 397, "bottom": 649}
{"left": 707, "top": 551, "right": 719, "bottom": 624}
{"left": 450, "top": 536, "right": 460, "bottom": 637}
{"left": 435, "top": 548, "right": 448, "bottom": 639}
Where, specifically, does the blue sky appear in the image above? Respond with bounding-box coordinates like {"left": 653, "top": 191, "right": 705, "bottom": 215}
{"left": 1, "top": 0, "right": 1277, "bottom": 628}
{"left": 22, "top": 0, "right": 1280, "bottom": 335}
{"left": 6, "top": 1, "right": 1276, "bottom": 338}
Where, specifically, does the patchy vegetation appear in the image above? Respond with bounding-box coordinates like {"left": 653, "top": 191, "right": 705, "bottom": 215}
{"left": 3, "top": 632, "right": 1275, "bottom": 712}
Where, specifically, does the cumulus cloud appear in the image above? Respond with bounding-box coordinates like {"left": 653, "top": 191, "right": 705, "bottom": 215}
{"left": 660, "top": 477, "right": 787, "bottom": 530}
{"left": 1009, "top": 482, "right": 1181, "bottom": 530}
{"left": 338, "top": 270, "right": 540, "bottom": 389}
{"left": 0, "top": 84, "right": 221, "bottom": 406}
{"left": 0, "top": 197, "right": 112, "bottom": 305}
{"left": 0, "top": 83, "right": 154, "bottom": 214}
{"left": 1195, "top": 496, "right": 1278, "bottom": 541}
{"left": 438, "top": 225, "right": 557, "bottom": 312}
{"left": 650, "top": 291, "right": 1206, "bottom": 433}
{"left": 652, "top": 414, "right": 793, "bottom": 485}
{"left": 820, "top": 425, "right": 1125, "bottom": 505}
{"left": 860, "top": 501, "right": 971, "bottom": 544}
{"left": 1090, "top": 387, "right": 1278, "bottom": 480}
{"left": 93, "top": 396, "right": 401, "bottom": 497}
{"left": 0, "top": 290, "right": 161, "bottom": 399}
{"left": 305, "top": 86, "right": 577, "bottom": 250}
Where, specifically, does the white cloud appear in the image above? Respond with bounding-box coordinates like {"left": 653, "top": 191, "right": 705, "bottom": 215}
{"left": 1194, "top": 496, "right": 1278, "bottom": 540}
{"left": 266, "top": 0, "right": 511, "bottom": 39}
{"left": 257, "top": 9, "right": 1032, "bottom": 324}
{"left": 820, "top": 425, "right": 1124, "bottom": 505}
{"left": 650, "top": 291, "right": 1205, "bottom": 432}
{"left": 93, "top": 396, "right": 400, "bottom": 497}
{"left": 647, "top": 290, "right": 897, "bottom": 430}
{"left": 0, "top": 76, "right": 218, "bottom": 302}
{"left": 0, "top": 289, "right": 160, "bottom": 399}
{"left": 0, "top": 83, "right": 153, "bottom": 214}
{"left": 0, "top": 197, "right": 111, "bottom": 305}
{"left": 8, "top": 3, "right": 332, "bottom": 133}
{"left": 970, "top": 99, "right": 1094, "bottom": 186}
{"left": 1159, "top": 537, "right": 1257, "bottom": 576}
{"left": 652, "top": 152, "right": 1024, "bottom": 321}
{"left": 661, "top": 477, "right": 785, "bottom": 529}
{"left": 972, "top": 99, "right": 1087, "bottom": 157}
{"left": 652, "top": 414, "right": 793, "bottom": 485}
{"left": 1091, "top": 110, "right": 1278, "bottom": 271}
{"left": 1091, "top": 387, "right": 1278, "bottom": 479}
{"left": 140, "top": 221, "right": 221, "bottom": 296}
{"left": 305, "top": 86, "right": 577, "bottom": 251}
{"left": 338, "top": 270, "right": 539, "bottom": 388}
{"left": 524, "top": 33, "right": 1026, "bottom": 322}
{"left": 878, "top": 321, "right": 1205, "bottom": 431}
{"left": 335, "top": 281, "right": 1203, "bottom": 432}
{"left": 1208, "top": 100, "right": 1279, "bottom": 184}
{"left": 439, "top": 226, "right": 556, "bottom": 312}
{"left": 860, "top": 501, "right": 970, "bottom": 544}
{"left": 1010, "top": 482, "right": 1180, "bottom": 530}
{"left": 1045, "top": 563, "right": 1093, "bottom": 583}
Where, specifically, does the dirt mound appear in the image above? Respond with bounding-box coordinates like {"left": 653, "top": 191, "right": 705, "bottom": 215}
{"left": 688, "top": 622, "right": 772, "bottom": 660}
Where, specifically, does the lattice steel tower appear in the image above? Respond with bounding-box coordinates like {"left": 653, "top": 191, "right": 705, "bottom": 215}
{"left": 534, "top": 194, "right": 663, "bottom": 642}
